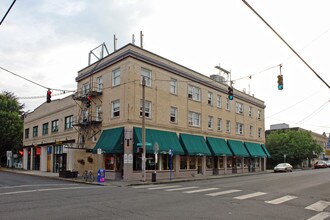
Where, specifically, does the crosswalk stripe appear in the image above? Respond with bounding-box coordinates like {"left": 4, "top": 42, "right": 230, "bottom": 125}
{"left": 184, "top": 188, "right": 219, "bottom": 194}
{"left": 265, "top": 195, "right": 297, "bottom": 204}
{"left": 234, "top": 192, "right": 267, "bottom": 200}
{"left": 206, "top": 189, "right": 242, "bottom": 197}
{"left": 165, "top": 186, "right": 199, "bottom": 192}
{"left": 305, "top": 201, "right": 330, "bottom": 212}
{"left": 132, "top": 184, "right": 167, "bottom": 189}
{"left": 148, "top": 185, "right": 181, "bottom": 190}
{"left": 306, "top": 212, "right": 330, "bottom": 220}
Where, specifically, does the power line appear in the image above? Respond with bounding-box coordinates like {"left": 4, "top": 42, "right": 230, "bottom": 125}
{"left": 242, "top": 0, "right": 330, "bottom": 90}
{"left": 0, "top": 0, "right": 16, "bottom": 26}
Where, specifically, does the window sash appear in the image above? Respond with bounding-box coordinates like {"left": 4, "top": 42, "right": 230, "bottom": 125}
{"left": 112, "top": 100, "right": 120, "bottom": 117}
{"left": 188, "top": 85, "right": 200, "bottom": 101}
{"left": 140, "top": 100, "right": 151, "bottom": 118}
{"left": 112, "top": 69, "right": 121, "bottom": 86}
{"left": 51, "top": 120, "right": 59, "bottom": 132}
{"left": 236, "top": 123, "right": 244, "bottom": 135}
{"left": 65, "top": 116, "right": 73, "bottom": 129}
{"left": 83, "top": 83, "right": 90, "bottom": 94}
{"left": 226, "top": 120, "right": 231, "bottom": 132}
{"left": 170, "top": 79, "right": 177, "bottom": 94}
{"left": 188, "top": 111, "right": 200, "bottom": 127}
{"left": 170, "top": 107, "right": 177, "bottom": 123}
{"left": 96, "top": 77, "right": 103, "bottom": 92}
{"left": 208, "top": 92, "right": 213, "bottom": 105}
{"left": 141, "top": 68, "right": 151, "bottom": 86}
{"left": 42, "top": 123, "right": 48, "bottom": 135}
{"left": 217, "top": 95, "right": 222, "bottom": 108}
{"left": 33, "top": 126, "right": 38, "bottom": 137}
{"left": 217, "top": 118, "right": 222, "bottom": 131}
{"left": 208, "top": 116, "right": 213, "bottom": 129}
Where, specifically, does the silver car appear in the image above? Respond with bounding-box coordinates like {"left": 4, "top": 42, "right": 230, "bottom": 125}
{"left": 274, "top": 163, "right": 293, "bottom": 173}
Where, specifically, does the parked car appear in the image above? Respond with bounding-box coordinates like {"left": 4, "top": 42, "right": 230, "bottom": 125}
{"left": 274, "top": 163, "right": 293, "bottom": 173}
{"left": 325, "top": 161, "right": 330, "bottom": 167}
{"left": 314, "top": 161, "right": 328, "bottom": 169}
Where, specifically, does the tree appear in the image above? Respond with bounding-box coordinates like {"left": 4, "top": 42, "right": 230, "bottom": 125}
{"left": 0, "top": 91, "right": 24, "bottom": 165}
{"left": 266, "top": 130, "right": 323, "bottom": 168}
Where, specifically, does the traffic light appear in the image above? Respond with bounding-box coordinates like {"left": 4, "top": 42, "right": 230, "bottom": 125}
{"left": 46, "top": 89, "right": 52, "bottom": 103}
{"left": 277, "top": 75, "right": 283, "bottom": 90}
{"left": 228, "top": 86, "right": 233, "bottom": 100}
{"left": 86, "top": 96, "right": 91, "bottom": 108}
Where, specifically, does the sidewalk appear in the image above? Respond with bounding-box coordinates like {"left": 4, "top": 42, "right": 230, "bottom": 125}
{"left": 0, "top": 167, "right": 274, "bottom": 187}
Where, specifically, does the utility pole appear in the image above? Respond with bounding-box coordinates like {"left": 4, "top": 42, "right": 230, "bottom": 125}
{"left": 141, "top": 76, "right": 146, "bottom": 181}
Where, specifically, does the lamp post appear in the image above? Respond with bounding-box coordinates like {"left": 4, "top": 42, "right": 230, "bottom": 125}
{"left": 141, "top": 76, "right": 146, "bottom": 182}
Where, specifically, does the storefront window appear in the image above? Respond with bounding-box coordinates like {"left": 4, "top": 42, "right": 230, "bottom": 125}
{"left": 146, "top": 154, "right": 158, "bottom": 170}
{"left": 237, "top": 158, "right": 242, "bottom": 168}
{"left": 255, "top": 160, "right": 259, "bottom": 167}
{"left": 133, "top": 154, "right": 142, "bottom": 171}
{"left": 219, "top": 157, "right": 224, "bottom": 168}
{"left": 162, "top": 154, "right": 174, "bottom": 170}
{"left": 244, "top": 158, "right": 249, "bottom": 168}
{"left": 104, "top": 154, "right": 122, "bottom": 171}
{"left": 180, "top": 156, "right": 187, "bottom": 169}
{"left": 206, "top": 157, "right": 213, "bottom": 169}
{"left": 227, "top": 157, "right": 232, "bottom": 168}
{"left": 189, "top": 156, "right": 196, "bottom": 169}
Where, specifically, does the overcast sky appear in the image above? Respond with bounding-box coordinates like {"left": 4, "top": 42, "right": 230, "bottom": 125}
{"left": 1, "top": 0, "right": 329, "bottom": 135}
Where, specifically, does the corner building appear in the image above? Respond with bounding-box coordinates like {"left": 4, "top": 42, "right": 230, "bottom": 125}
{"left": 73, "top": 43, "right": 268, "bottom": 181}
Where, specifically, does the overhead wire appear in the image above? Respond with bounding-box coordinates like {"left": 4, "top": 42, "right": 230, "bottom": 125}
{"left": 0, "top": 0, "right": 16, "bottom": 26}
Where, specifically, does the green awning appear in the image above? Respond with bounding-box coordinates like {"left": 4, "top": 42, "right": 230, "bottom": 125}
{"left": 261, "top": 144, "right": 271, "bottom": 158}
{"left": 93, "top": 127, "right": 124, "bottom": 154}
{"left": 206, "top": 137, "right": 233, "bottom": 156}
{"left": 244, "top": 142, "right": 267, "bottom": 158}
{"left": 179, "top": 133, "right": 212, "bottom": 156}
{"left": 133, "top": 127, "right": 185, "bottom": 155}
{"left": 227, "top": 139, "right": 250, "bottom": 157}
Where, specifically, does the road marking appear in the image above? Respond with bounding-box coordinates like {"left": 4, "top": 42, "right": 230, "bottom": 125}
{"left": 165, "top": 186, "right": 199, "bottom": 191}
{"left": 206, "top": 189, "right": 242, "bottom": 197}
{"left": 148, "top": 185, "right": 181, "bottom": 190}
{"left": 0, "top": 186, "right": 100, "bottom": 196}
{"left": 184, "top": 188, "right": 219, "bottom": 194}
{"left": 234, "top": 192, "right": 267, "bottom": 200}
{"left": 305, "top": 201, "right": 330, "bottom": 212}
{"left": 265, "top": 195, "right": 297, "bottom": 204}
{"left": 132, "top": 184, "right": 167, "bottom": 189}
{"left": 306, "top": 212, "right": 330, "bottom": 220}
{"left": 0, "top": 183, "right": 79, "bottom": 189}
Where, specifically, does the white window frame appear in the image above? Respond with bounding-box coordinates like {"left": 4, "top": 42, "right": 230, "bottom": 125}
{"left": 170, "top": 78, "right": 177, "bottom": 95}
{"left": 217, "top": 118, "right": 222, "bottom": 131}
{"left": 188, "top": 85, "right": 201, "bottom": 101}
{"left": 112, "top": 68, "right": 121, "bottom": 86}
{"left": 249, "top": 125, "right": 254, "bottom": 137}
{"left": 96, "top": 76, "right": 103, "bottom": 92}
{"left": 248, "top": 106, "right": 253, "bottom": 117}
{"left": 226, "top": 120, "right": 231, "bottom": 133}
{"left": 188, "top": 111, "right": 200, "bottom": 127}
{"left": 226, "top": 98, "right": 230, "bottom": 110}
{"left": 207, "top": 92, "right": 213, "bottom": 105}
{"left": 217, "top": 95, "right": 222, "bottom": 108}
{"left": 111, "top": 100, "right": 120, "bottom": 117}
{"left": 258, "top": 128, "right": 262, "bottom": 138}
{"left": 96, "top": 105, "right": 102, "bottom": 121}
{"left": 208, "top": 116, "right": 213, "bottom": 129}
{"left": 140, "top": 100, "right": 152, "bottom": 118}
{"left": 235, "top": 102, "right": 244, "bottom": 114}
{"left": 236, "top": 123, "right": 244, "bottom": 135}
{"left": 141, "top": 68, "right": 152, "bottom": 87}
{"left": 83, "top": 83, "right": 90, "bottom": 95}
{"left": 257, "top": 109, "right": 262, "bottom": 120}
{"left": 170, "top": 106, "right": 177, "bottom": 123}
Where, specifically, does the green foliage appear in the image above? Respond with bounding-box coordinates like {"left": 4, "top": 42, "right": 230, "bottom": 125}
{"left": 266, "top": 130, "right": 323, "bottom": 167}
{"left": 0, "top": 91, "right": 24, "bottom": 164}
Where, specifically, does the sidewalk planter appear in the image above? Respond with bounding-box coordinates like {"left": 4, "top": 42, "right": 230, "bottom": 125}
{"left": 59, "top": 170, "right": 78, "bottom": 178}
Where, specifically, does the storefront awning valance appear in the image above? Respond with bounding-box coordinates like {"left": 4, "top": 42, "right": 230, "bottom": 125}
{"left": 261, "top": 144, "right": 271, "bottom": 158}
{"left": 244, "top": 142, "right": 267, "bottom": 158}
{"left": 133, "top": 127, "right": 185, "bottom": 155}
{"left": 92, "top": 127, "right": 124, "bottom": 154}
{"left": 206, "top": 137, "right": 233, "bottom": 156}
{"left": 179, "top": 133, "right": 212, "bottom": 156}
{"left": 227, "top": 139, "right": 250, "bottom": 157}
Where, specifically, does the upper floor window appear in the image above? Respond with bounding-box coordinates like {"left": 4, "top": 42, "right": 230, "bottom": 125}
{"left": 96, "top": 106, "right": 102, "bottom": 121}
{"left": 248, "top": 106, "right": 253, "bottom": 117}
{"left": 236, "top": 102, "right": 244, "bottom": 114}
{"left": 188, "top": 85, "right": 201, "bottom": 101}
{"left": 208, "top": 116, "right": 213, "bottom": 129}
{"left": 217, "top": 118, "right": 222, "bottom": 131}
{"left": 141, "top": 68, "right": 152, "bottom": 87}
{"left": 33, "top": 126, "right": 38, "bottom": 137}
{"left": 258, "top": 128, "right": 263, "bottom": 138}
{"left": 140, "top": 100, "right": 151, "bottom": 118}
{"left": 25, "top": 128, "right": 29, "bottom": 139}
{"left": 83, "top": 83, "right": 90, "bottom": 95}
{"left": 188, "top": 111, "right": 200, "bottom": 127}
{"left": 96, "top": 76, "right": 103, "bottom": 92}
{"left": 226, "top": 99, "right": 230, "bottom": 110}
{"left": 65, "top": 115, "right": 73, "bottom": 130}
{"left": 51, "top": 120, "right": 59, "bottom": 132}
{"left": 170, "top": 79, "right": 177, "bottom": 95}
{"left": 226, "top": 120, "right": 231, "bottom": 133}
{"left": 42, "top": 123, "right": 48, "bottom": 135}
{"left": 249, "top": 125, "right": 254, "bottom": 137}
{"left": 112, "top": 68, "right": 120, "bottom": 86}
{"left": 236, "top": 123, "right": 244, "bottom": 135}
{"left": 217, "top": 95, "right": 222, "bottom": 108}
{"left": 112, "top": 100, "right": 120, "bottom": 117}
{"left": 207, "top": 92, "right": 213, "bottom": 105}
{"left": 170, "top": 106, "right": 177, "bottom": 123}
{"left": 257, "top": 109, "right": 262, "bottom": 120}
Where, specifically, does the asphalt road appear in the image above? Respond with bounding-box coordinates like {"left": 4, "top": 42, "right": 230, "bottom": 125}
{"left": 0, "top": 169, "right": 330, "bottom": 220}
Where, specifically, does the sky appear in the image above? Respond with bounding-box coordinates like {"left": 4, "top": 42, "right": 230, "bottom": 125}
{"left": 1, "top": 0, "right": 330, "bottom": 135}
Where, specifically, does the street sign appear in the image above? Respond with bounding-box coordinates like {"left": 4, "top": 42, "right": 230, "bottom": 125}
{"left": 97, "top": 148, "right": 102, "bottom": 155}
{"left": 137, "top": 142, "right": 152, "bottom": 147}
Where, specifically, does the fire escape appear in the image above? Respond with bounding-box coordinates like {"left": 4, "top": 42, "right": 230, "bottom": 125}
{"left": 72, "top": 82, "right": 103, "bottom": 149}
